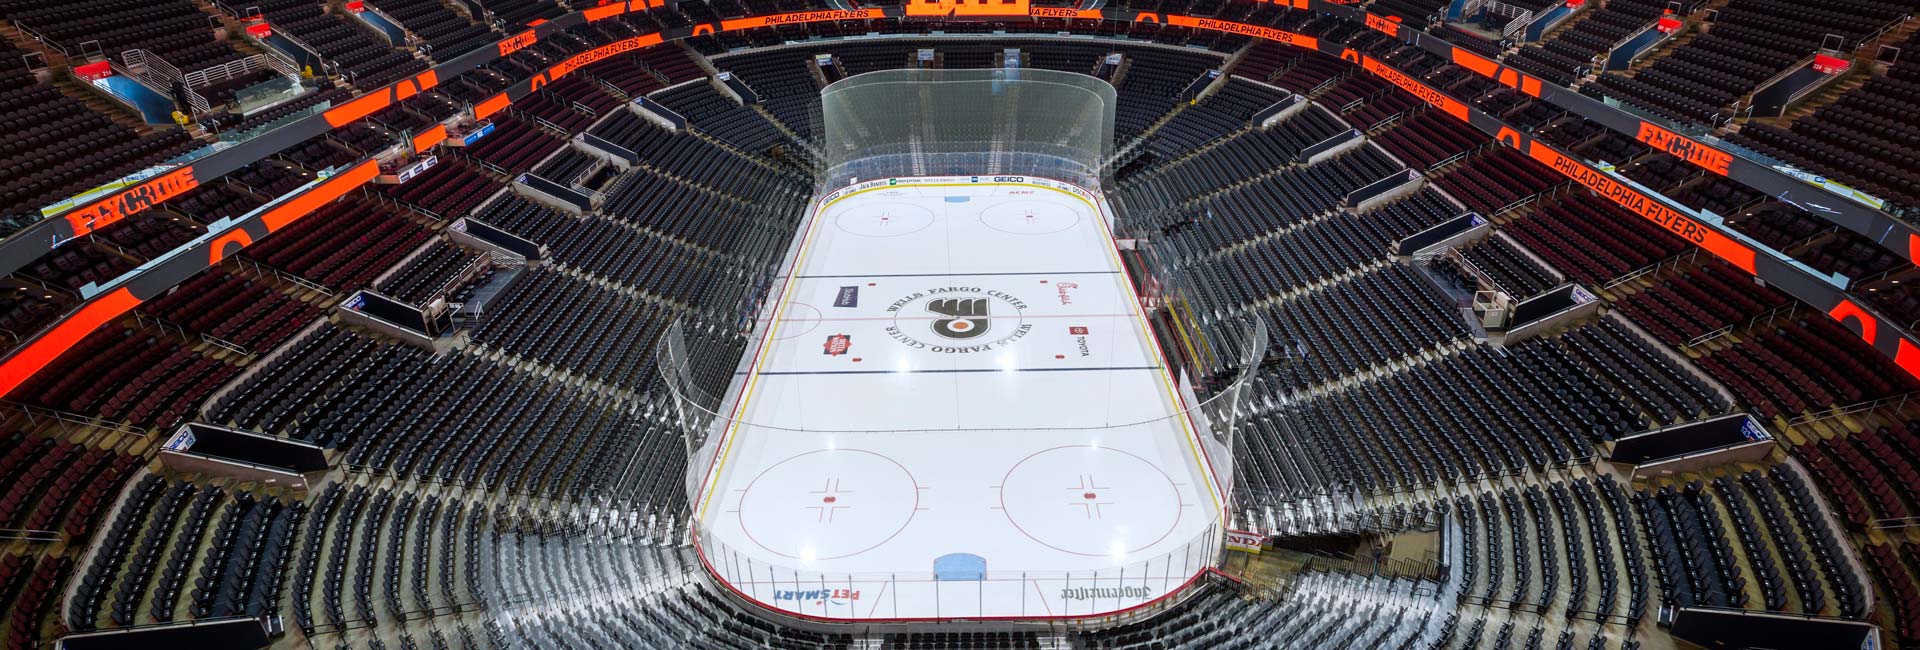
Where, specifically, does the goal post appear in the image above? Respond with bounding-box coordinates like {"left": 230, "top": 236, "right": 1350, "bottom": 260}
{"left": 819, "top": 68, "right": 1117, "bottom": 191}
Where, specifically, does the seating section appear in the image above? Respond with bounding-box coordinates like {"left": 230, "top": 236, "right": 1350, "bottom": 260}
{"left": 244, "top": 0, "right": 429, "bottom": 88}
{"left": 8, "top": 9, "right": 1920, "bottom": 650}
{"left": 139, "top": 268, "right": 321, "bottom": 351}
{"left": 1697, "top": 317, "right": 1920, "bottom": 420}
{"left": 375, "top": 158, "right": 503, "bottom": 219}
{"left": 464, "top": 114, "right": 567, "bottom": 174}
{"left": 650, "top": 80, "right": 793, "bottom": 153}
{"left": 13, "top": 324, "right": 240, "bottom": 429}
{"left": 0, "top": 0, "right": 242, "bottom": 70}
{"left": 366, "top": 0, "right": 495, "bottom": 60}
{"left": 1502, "top": 193, "right": 1693, "bottom": 285}
{"left": 377, "top": 239, "right": 485, "bottom": 305}
{"left": 1142, "top": 76, "right": 1293, "bottom": 157}
{"left": 1730, "top": 31, "right": 1920, "bottom": 210}
{"left": 479, "top": 0, "right": 564, "bottom": 31}
{"left": 1587, "top": 0, "right": 1907, "bottom": 126}
{"left": 1428, "top": 147, "right": 1566, "bottom": 216}
{"left": 240, "top": 196, "right": 431, "bottom": 292}
{"left": 0, "top": 75, "right": 197, "bottom": 233}
{"left": 1505, "top": 0, "right": 1670, "bottom": 85}
{"left": 69, "top": 477, "right": 304, "bottom": 629}
{"left": 1456, "top": 236, "right": 1559, "bottom": 297}
{"left": 1611, "top": 260, "right": 1793, "bottom": 347}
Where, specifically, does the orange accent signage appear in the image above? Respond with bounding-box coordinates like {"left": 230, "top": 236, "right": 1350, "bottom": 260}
{"left": 904, "top": 0, "right": 1030, "bottom": 17}
{"left": 1163, "top": 15, "right": 1317, "bottom": 49}
{"left": 719, "top": 8, "right": 882, "bottom": 29}
{"left": 498, "top": 29, "right": 538, "bottom": 56}
{"left": 473, "top": 92, "right": 511, "bottom": 120}
{"left": 583, "top": 1, "right": 629, "bottom": 20}
{"left": 259, "top": 160, "right": 380, "bottom": 232}
{"left": 0, "top": 287, "right": 141, "bottom": 398}
{"left": 323, "top": 70, "right": 439, "bottom": 127}
{"left": 1360, "top": 55, "right": 1468, "bottom": 121}
{"left": 542, "top": 33, "right": 667, "bottom": 82}
{"left": 411, "top": 124, "right": 448, "bottom": 153}
{"left": 1634, "top": 121, "right": 1732, "bottom": 176}
{"left": 1897, "top": 339, "right": 1920, "bottom": 380}
{"left": 62, "top": 166, "right": 199, "bottom": 238}
{"left": 1827, "top": 299, "right": 1878, "bottom": 345}
{"left": 1029, "top": 7, "right": 1103, "bottom": 18}
{"left": 208, "top": 229, "right": 254, "bottom": 265}
{"left": 1365, "top": 13, "right": 1400, "bottom": 36}
{"left": 1450, "top": 48, "right": 1499, "bottom": 78}
{"left": 1525, "top": 142, "right": 1757, "bottom": 273}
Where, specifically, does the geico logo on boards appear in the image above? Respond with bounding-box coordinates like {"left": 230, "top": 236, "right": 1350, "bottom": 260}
{"left": 992, "top": 176, "right": 1026, "bottom": 183}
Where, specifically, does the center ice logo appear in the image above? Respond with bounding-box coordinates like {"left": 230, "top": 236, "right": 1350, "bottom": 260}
{"left": 926, "top": 297, "right": 991, "bottom": 340}
{"left": 884, "top": 287, "right": 1032, "bottom": 353}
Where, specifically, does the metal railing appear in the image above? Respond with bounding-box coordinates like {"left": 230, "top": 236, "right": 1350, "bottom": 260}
{"left": 122, "top": 49, "right": 211, "bottom": 113}
{"left": 183, "top": 52, "right": 301, "bottom": 90}
{"left": 10, "top": 20, "right": 65, "bottom": 56}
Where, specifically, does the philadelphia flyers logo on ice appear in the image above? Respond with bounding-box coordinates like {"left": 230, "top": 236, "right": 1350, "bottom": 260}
{"left": 883, "top": 287, "right": 1032, "bottom": 353}
{"left": 926, "top": 297, "right": 990, "bottom": 340}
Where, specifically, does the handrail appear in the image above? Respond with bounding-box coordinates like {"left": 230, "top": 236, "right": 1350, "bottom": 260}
{"left": 122, "top": 49, "right": 212, "bottom": 113}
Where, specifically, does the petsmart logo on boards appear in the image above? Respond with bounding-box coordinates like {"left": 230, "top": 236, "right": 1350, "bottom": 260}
{"left": 774, "top": 588, "right": 861, "bottom": 604}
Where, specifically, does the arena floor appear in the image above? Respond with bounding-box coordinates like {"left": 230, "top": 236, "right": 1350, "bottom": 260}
{"left": 691, "top": 176, "right": 1228, "bottom": 621}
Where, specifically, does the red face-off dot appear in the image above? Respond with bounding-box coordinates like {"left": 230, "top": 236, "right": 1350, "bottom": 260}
{"left": 823, "top": 496, "right": 837, "bottom": 504}
{"left": 1083, "top": 492, "right": 1097, "bottom": 500}
{"left": 951, "top": 321, "right": 971, "bottom": 331}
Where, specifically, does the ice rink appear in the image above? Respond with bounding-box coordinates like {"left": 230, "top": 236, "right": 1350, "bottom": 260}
{"left": 692, "top": 177, "right": 1226, "bottom": 621}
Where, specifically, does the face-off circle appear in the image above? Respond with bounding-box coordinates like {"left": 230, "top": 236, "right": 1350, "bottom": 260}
{"left": 833, "top": 201, "right": 937, "bottom": 237}
{"left": 997, "top": 445, "right": 1186, "bottom": 557}
{"left": 737, "top": 449, "right": 921, "bottom": 561}
{"left": 771, "top": 303, "right": 823, "bottom": 340}
{"left": 979, "top": 199, "right": 1082, "bottom": 235}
